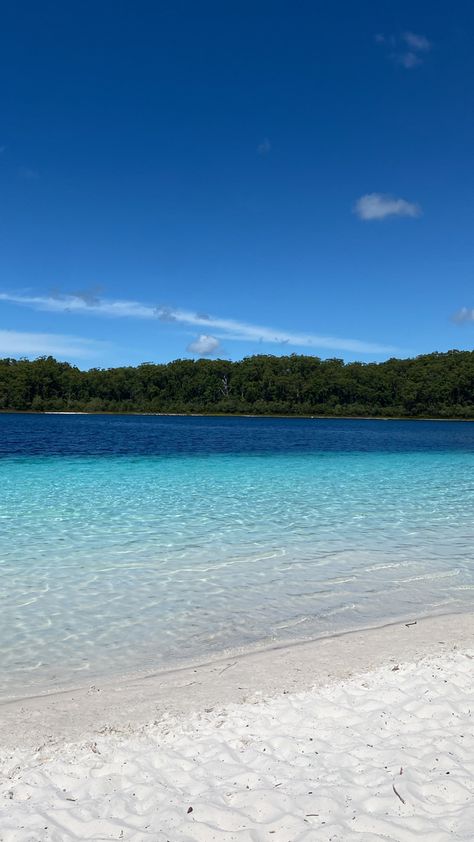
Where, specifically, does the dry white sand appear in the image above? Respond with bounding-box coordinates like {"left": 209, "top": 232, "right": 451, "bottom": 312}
{"left": 1, "top": 613, "right": 473, "bottom": 841}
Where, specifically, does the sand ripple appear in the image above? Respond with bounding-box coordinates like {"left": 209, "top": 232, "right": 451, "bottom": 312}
{"left": 1, "top": 650, "right": 473, "bottom": 841}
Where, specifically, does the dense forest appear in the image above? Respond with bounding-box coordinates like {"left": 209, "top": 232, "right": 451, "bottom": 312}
{"left": 0, "top": 351, "right": 473, "bottom": 418}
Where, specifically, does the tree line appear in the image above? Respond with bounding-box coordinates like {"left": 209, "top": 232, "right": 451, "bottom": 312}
{"left": 0, "top": 350, "right": 473, "bottom": 417}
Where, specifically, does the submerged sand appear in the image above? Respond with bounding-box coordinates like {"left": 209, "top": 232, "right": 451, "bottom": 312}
{"left": 1, "top": 613, "right": 473, "bottom": 840}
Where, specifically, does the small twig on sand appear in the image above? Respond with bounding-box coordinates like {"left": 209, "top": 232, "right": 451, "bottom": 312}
{"left": 392, "top": 783, "right": 406, "bottom": 804}
{"left": 405, "top": 620, "right": 417, "bottom": 628}
{"left": 218, "top": 662, "right": 237, "bottom": 676}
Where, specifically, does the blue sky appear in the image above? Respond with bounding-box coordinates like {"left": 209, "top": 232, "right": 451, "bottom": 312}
{"left": 1, "top": 0, "right": 473, "bottom": 367}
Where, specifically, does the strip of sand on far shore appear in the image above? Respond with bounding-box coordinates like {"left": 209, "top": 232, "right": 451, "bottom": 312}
{"left": 1, "top": 612, "right": 473, "bottom": 841}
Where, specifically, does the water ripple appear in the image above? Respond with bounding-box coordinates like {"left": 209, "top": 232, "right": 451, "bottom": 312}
{"left": 1, "top": 444, "right": 474, "bottom": 699}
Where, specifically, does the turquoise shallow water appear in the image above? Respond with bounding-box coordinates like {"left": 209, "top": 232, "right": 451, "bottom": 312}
{"left": 1, "top": 415, "right": 473, "bottom": 699}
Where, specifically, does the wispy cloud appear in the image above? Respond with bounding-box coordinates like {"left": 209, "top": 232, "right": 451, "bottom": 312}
{"left": 397, "top": 51, "right": 423, "bottom": 69}
{"left": 403, "top": 31, "right": 431, "bottom": 52}
{"left": 353, "top": 193, "right": 422, "bottom": 221}
{"left": 69, "top": 285, "right": 104, "bottom": 306}
{"left": 258, "top": 138, "right": 271, "bottom": 156}
{"left": 452, "top": 307, "right": 474, "bottom": 324}
{"left": 18, "top": 166, "right": 40, "bottom": 180}
{"left": 156, "top": 305, "right": 177, "bottom": 323}
{"left": 186, "top": 334, "right": 222, "bottom": 356}
{"left": 0, "top": 291, "right": 397, "bottom": 355}
{"left": 0, "top": 329, "right": 107, "bottom": 359}
{"left": 375, "top": 31, "right": 432, "bottom": 69}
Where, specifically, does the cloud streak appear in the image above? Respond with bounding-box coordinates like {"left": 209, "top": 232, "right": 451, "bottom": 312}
{"left": 0, "top": 329, "right": 108, "bottom": 359}
{"left": 452, "top": 307, "right": 474, "bottom": 324}
{"left": 353, "top": 193, "right": 421, "bottom": 221}
{"left": 0, "top": 291, "right": 397, "bottom": 355}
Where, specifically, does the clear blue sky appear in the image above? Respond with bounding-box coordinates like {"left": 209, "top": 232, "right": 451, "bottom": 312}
{"left": 1, "top": 0, "right": 473, "bottom": 367}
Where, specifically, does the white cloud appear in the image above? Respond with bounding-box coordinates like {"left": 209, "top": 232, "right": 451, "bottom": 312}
{"left": 403, "top": 32, "right": 431, "bottom": 52}
{"left": 353, "top": 193, "right": 421, "bottom": 221}
{"left": 0, "top": 291, "right": 397, "bottom": 355}
{"left": 0, "top": 329, "right": 107, "bottom": 359}
{"left": 452, "top": 308, "right": 474, "bottom": 324}
{"left": 186, "top": 334, "right": 222, "bottom": 356}
{"left": 258, "top": 138, "right": 271, "bottom": 156}
{"left": 376, "top": 31, "right": 432, "bottom": 69}
{"left": 397, "top": 52, "right": 422, "bottom": 69}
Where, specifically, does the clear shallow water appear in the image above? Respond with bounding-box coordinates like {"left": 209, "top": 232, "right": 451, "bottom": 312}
{"left": 1, "top": 414, "right": 473, "bottom": 699}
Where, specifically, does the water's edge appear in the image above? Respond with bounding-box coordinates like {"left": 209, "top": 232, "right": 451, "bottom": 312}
{"left": 2, "top": 409, "right": 474, "bottom": 421}
{"left": 1, "top": 604, "right": 466, "bottom": 705}
{"left": 2, "top": 610, "right": 473, "bottom": 755}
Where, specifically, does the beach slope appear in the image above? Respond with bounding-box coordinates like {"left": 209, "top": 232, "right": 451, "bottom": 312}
{"left": 1, "top": 615, "right": 473, "bottom": 841}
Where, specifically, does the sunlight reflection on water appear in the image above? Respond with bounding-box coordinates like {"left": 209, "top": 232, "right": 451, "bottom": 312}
{"left": 1, "top": 415, "right": 473, "bottom": 698}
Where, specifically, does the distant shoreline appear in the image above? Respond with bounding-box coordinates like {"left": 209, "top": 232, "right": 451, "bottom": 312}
{"left": 3, "top": 352, "right": 474, "bottom": 421}
{"left": 1, "top": 409, "right": 473, "bottom": 422}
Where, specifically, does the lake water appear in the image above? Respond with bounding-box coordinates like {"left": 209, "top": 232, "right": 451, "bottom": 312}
{"left": 1, "top": 414, "right": 473, "bottom": 699}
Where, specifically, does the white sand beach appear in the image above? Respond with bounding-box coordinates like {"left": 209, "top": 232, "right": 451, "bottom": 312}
{"left": 1, "top": 613, "right": 473, "bottom": 841}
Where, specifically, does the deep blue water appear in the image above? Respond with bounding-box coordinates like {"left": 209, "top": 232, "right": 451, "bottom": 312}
{"left": 1, "top": 414, "right": 473, "bottom": 699}
{"left": 1, "top": 413, "right": 474, "bottom": 457}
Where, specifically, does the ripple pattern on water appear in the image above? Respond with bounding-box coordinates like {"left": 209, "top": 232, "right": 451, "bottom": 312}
{"left": 1, "top": 441, "right": 474, "bottom": 699}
